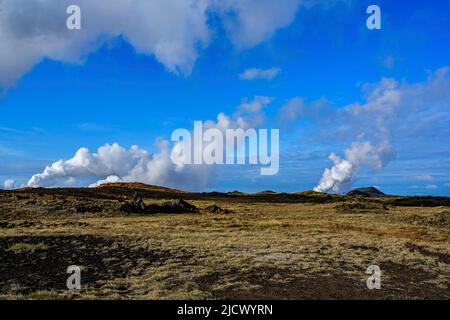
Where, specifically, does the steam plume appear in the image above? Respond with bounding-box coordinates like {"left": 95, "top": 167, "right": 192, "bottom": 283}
{"left": 27, "top": 96, "right": 271, "bottom": 189}
{"left": 314, "top": 141, "right": 394, "bottom": 193}
{"left": 314, "top": 67, "right": 450, "bottom": 193}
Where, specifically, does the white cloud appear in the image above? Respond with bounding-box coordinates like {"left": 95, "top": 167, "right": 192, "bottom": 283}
{"left": 426, "top": 184, "right": 438, "bottom": 190}
{"left": 27, "top": 142, "right": 211, "bottom": 190}
{"left": 276, "top": 97, "right": 304, "bottom": 127}
{"left": 2, "top": 179, "right": 15, "bottom": 189}
{"left": 0, "top": 0, "right": 211, "bottom": 87}
{"left": 234, "top": 96, "right": 272, "bottom": 129}
{"left": 238, "top": 96, "right": 272, "bottom": 113}
{"left": 314, "top": 67, "right": 450, "bottom": 193}
{"left": 239, "top": 67, "right": 281, "bottom": 80}
{"left": 215, "top": 0, "right": 302, "bottom": 49}
{"left": 0, "top": 0, "right": 312, "bottom": 88}
{"left": 27, "top": 96, "right": 273, "bottom": 189}
{"left": 314, "top": 141, "right": 394, "bottom": 193}
{"left": 202, "top": 96, "right": 272, "bottom": 131}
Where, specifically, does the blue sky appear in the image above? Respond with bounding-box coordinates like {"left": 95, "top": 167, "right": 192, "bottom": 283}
{"left": 0, "top": 0, "right": 449, "bottom": 195}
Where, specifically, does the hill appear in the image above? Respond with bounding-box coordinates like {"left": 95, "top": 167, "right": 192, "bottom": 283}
{"left": 347, "top": 187, "right": 386, "bottom": 197}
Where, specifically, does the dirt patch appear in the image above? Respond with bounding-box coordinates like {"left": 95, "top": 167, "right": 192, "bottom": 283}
{"left": 195, "top": 264, "right": 448, "bottom": 299}
{"left": 379, "top": 261, "right": 448, "bottom": 299}
{"left": 195, "top": 267, "right": 382, "bottom": 299}
{"left": 405, "top": 242, "right": 450, "bottom": 264}
{"left": 0, "top": 235, "right": 170, "bottom": 295}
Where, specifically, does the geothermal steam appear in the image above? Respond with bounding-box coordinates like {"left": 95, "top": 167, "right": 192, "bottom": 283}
{"left": 27, "top": 142, "right": 210, "bottom": 190}
{"left": 27, "top": 97, "right": 271, "bottom": 189}
{"left": 314, "top": 67, "right": 450, "bottom": 193}
{"left": 313, "top": 78, "right": 401, "bottom": 193}
{"left": 314, "top": 141, "right": 394, "bottom": 193}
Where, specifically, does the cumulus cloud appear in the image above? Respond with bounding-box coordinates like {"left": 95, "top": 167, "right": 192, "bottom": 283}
{"left": 0, "top": 0, "right": 211, "bottom": 87}
{"left": 238, "top": 96, "right": 272, "bottom": 113}
{"left": 232, "top": 96, "right": 272, "bottom": 127}
{"left": 0, "top": 0, "right": 312, "bottom": 88}
{"left": 200, "top": 96, "right": 272, "bottom": 133}
{"left": 239, "top": 67, "right": 281, "bottom": 80}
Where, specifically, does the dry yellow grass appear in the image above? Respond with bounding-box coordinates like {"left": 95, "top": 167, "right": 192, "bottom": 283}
{"left": 1, "top": 197, "right": 449, "bottom": 299}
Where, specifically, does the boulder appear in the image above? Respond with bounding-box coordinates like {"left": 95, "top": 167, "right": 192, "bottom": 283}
{"left": 204, "top": 205, "right": 230, "bottom": 214}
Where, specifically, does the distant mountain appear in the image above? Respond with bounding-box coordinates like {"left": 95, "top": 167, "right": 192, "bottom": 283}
{"left": 346, "top": 187, "right": 386, "bottom": 197}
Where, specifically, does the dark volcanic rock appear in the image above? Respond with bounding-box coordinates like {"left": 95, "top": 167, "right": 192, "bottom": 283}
{"left": 120, "top": 192, "right": 147, "bottom": 213}
{"left": 347, "top": 187, "right": 385, "bottom": 197}
{"left": 75, "top": 204, "right": 103, "bottom": 214}
{"left": 158, "top": 199, "right": 199, "bottom": 213}
{"left": 121, "top": 198, "right": 200, "bottom": 214}
{"left": 204, "top": 205, "right": 230, "bottom": 214}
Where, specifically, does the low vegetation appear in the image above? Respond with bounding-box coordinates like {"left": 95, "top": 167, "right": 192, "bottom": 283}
{"left": 0, "top": 184, "right": 448, "bottom": 299}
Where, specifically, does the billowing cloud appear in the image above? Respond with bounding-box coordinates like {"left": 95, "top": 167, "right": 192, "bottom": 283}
{"left": 27, "top": 96, "right": 272, "bottom": 189}
{"left": 239, "top": 67, "right": 281, "bottom": 80}
{"left": 314, "top": 141, "right": 394, "bottom": 193}
{"left": 27, "top": 142, "right": 211, "bottom": 190}
{"left": 0, "top": 0, "right": 211, "bottom": 87}
{"left": 0, "top": 0, "right": 310, "bottom": 88}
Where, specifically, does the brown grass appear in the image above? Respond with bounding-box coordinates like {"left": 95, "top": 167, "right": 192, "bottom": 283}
{"left": 0, "top": 187, "right": 449, "bottom": 300}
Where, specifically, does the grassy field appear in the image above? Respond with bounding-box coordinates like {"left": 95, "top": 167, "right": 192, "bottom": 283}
{"left": 0, "top": 185, "right": 449, "bottom": 299}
